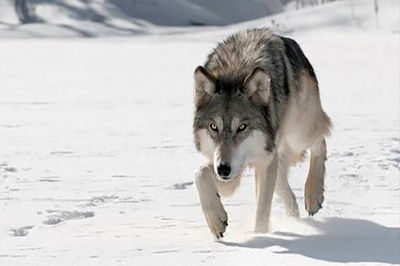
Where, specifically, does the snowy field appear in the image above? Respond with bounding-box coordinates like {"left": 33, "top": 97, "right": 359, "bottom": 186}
{"left": 0, "top": 0, "right": 399, "bottom": 265}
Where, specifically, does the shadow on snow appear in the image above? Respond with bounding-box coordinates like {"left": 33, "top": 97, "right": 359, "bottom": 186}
{"left": 221, "top": 217, "right": 400, "bottom": 264}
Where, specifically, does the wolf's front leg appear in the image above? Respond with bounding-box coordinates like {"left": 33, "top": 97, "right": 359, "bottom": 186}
{"left": 254, "top": 153, "right": 278, "bottom": 233}
{"left": 195, "top": 164, "right": 228, "bottom": 239}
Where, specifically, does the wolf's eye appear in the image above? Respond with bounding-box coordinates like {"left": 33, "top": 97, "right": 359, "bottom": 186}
{"left": 238, "top": 123, "right": 247, "bottom": 132}
{"left": 210, "top": 123, "right": 218, "bottom": 132}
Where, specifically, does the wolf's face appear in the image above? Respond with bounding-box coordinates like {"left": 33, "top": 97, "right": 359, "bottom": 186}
{"left": 193, "top": 66, "right": 274, "bottom": 181}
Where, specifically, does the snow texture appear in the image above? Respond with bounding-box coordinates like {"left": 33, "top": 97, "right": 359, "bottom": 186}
{"left": 0, "top": 0, "right": 399, "bottom": 265}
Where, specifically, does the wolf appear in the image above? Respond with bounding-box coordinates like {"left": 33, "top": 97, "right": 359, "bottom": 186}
{"left": 193, "top": 28, "right": 331, "bottom": 239}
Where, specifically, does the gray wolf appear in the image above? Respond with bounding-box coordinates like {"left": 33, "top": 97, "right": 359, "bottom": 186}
{"left": 193, "top": 28, "right": 331, "bottom": 239}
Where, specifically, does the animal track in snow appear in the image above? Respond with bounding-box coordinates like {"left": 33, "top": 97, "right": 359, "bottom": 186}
{"left": 9, "top": 225, "right": 34, "bottom": 237}
{"left": 4, "top": 167, "right": 17, "bottom": 172}
{"left": 43, "top": 210, "right": 94, "bottom": 225}
{"left": 39, "top": 176, "right": 60, "bottom": 182}
{"left": 168, "top": 181, "right": 194, "bottom": 190}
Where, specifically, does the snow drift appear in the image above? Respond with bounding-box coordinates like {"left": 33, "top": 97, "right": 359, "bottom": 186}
{"left": 0, "top": 0, "right": 283, "bottom": 26}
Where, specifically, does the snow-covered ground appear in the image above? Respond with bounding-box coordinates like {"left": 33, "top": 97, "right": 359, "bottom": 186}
{"left": 0, "top": 0, "right": 399, "bottom": 265}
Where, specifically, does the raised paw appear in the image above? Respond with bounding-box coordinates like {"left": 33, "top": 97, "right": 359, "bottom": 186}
{"left": 203, "top": 193, "right": 228, "bottom": 239}
{"left": 305, "top": 180, "right": 324, "bottom": 216}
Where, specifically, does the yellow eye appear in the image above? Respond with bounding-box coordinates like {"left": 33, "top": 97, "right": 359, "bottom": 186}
{"left": 210, "top": 123, "right": 218, "bottom": 131}
{"left": 238, "top": 123, "right": 247, "bottom": 132}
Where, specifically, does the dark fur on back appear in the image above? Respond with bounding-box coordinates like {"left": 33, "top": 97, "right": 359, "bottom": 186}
{"left": 281, "top": 36, "right": 317, "bottom": 82}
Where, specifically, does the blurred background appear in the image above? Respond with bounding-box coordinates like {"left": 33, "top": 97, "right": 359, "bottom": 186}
{"left": 0, "top": 0, "right": 398, "bottom": 37}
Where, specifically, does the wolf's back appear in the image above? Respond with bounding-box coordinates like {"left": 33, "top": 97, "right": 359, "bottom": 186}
{"left": 205, "top": 29, "right": 282, "bottom": 82}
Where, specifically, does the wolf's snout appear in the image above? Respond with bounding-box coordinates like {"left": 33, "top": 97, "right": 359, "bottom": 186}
{"left": 217, "top": 162, "right": 231, "bottom": 178}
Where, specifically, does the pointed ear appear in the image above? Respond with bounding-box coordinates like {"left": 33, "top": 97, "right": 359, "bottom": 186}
{"left": 243, "top": 67, "right": 271, "bottom": 105}
{"left": 194, "top": 66, "right": 216, "bottom": 107}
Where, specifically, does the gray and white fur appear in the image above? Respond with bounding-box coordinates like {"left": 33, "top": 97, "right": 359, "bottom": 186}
{"left": 193, "top": 28, "right": 331, "bottom": 239}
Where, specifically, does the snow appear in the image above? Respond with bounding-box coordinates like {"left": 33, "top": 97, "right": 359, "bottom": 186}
{"left": 105, "top": 0, "right": 283, "bottom": 26}
{"left": 0, "top": 0, "right": 399, "bottom": 265}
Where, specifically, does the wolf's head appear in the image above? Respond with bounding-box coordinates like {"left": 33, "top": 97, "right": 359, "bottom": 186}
{"left": 193, "top": 66, "right": 275, "bottom": 181}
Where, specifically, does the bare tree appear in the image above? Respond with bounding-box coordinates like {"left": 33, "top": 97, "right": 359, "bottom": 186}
{"left": 349, "top": 0, "right": 355, "bottom": 19}
{"left": 14, "top": 0, "right": 37, "bottom": 23}
{"left": 374, "top": 0, "right": 379, "bottom": 28}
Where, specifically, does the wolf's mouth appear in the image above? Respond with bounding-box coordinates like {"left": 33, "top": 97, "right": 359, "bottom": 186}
{"left": 215, "top": 173, "right": 237, "bottom": 183}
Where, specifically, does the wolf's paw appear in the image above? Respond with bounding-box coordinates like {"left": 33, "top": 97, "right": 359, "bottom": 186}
{"left": 281, "top": 193, "right": 300, "bottom": 218}
{"left": 254, "top": 222, "right": 270, "bottom": 234}
{"left": 203, "top": 194, "right": 228, "bottom": 239}
{"left": 305, "top": 181, "right": 324, "bottom": 216}
{"left": 286, "top": 204, "right": 300, "bottom": 218}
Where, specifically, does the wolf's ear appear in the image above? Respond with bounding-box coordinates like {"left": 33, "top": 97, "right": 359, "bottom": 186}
{"left": 194, "top": 66, "right": 216, "bottom": 107}
{"left": 243, "top": 67, "right": 271, "bottom": 105}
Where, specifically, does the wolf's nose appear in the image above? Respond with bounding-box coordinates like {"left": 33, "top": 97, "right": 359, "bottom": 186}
{"left": 217, "top": 163, "right": 231, "bottom": 177}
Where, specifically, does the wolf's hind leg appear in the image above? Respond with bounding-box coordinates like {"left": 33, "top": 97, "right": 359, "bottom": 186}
{"left": 275, "top": 155, "right": 299, "bottom": 217}
{"left": 195, "top": 165, "right": 228, "bottom": 239}
{"left": 305, "top": 138, "right": 327, "bottom": 216}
